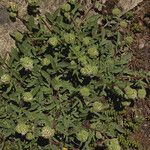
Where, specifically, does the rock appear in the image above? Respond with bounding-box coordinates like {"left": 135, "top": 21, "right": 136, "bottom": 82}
{"left": 0, "top": 5, "right": 10, "bottom": 25}
{"left": 118, "top": 0, "right": 143, "bottom": 15}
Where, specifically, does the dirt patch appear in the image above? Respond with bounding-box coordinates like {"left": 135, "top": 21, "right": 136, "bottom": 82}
{"left": 129, "top": 0, "right": 150, "bottom": 71}
{"left": 128, "top": 0, "right": 150, "bottom": 149}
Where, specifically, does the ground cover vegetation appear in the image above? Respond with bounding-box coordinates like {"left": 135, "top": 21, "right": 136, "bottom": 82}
{"left": 0, "top": 0, "right": 149, "bottom": 149}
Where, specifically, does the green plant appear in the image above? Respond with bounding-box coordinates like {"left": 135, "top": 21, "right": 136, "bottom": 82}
{"left": 0, "top": 1, "right": 149, "bottom": 150}
{"left": 125, "top": 11, "right": 134, "bottom": 20}
{"left": 132, "top": 23, "right": 142, "bottom": 33}
{"left": 7, "top": 2, "right": 18, "bottom": 20}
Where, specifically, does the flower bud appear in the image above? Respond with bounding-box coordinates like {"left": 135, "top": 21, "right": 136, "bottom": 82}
{"left": 96, "top": 131, "right": 103, "bottom": 139}
{"left": 82, "top": 37, "right": 91, "bottom": 45}
{"left": 23, "top": 92, "right": 33, "bottom": 102}
{"left": 124, "top": 86, "right": 137, "bottom": 99}
{"left": 15, "top": 123, "right": 29, "bottom": 135}
{"left": 106, "top": 138, "right": 121, "bottom": 150}
{"left": 92, "top": 101, "right": 103, "bottom": 112}
{"left": 80, "top": 87, "right": 90, "bottom": 97}
{"left": 112, "top": 8, "right": 121, "bottom": 16}
{"left": 64, "top": 33, "right": 75, "bottom": 44}
{"left": 20, "top": 57, "right": 33, "bottom": 70}
{"left": 61, "top": 3, "right": 71, "bottom": 12}
{"left": 9, "top": 2, "right": 18, "bottom": 12}
{"left": 87, "top": 46, "right": 99, "bottom": 58}
{"left": 48, "top": 37, "right": 59, "bottom": 47}
{"left": 76, "top": 130, "right": 89, "bottom": 142}
{"left": 1, "top": 74, "right": 11, "bottom": 84}
{"left": 26, "top": 132, "right": 34, "bottom": 140}
{"left": 120, "top": 20, "right": 128, "bottom": 28}
{"left": 125, "top": 36, "right": 133, "bottom": 45}
{"left": 137, "top": 88, "right": 146, "bottom": 99}
{"left": 41, "top": 126, "right": 55, "bottom": 139}
{"left": 41, "top": 57, "right": 51, "bottom": 66}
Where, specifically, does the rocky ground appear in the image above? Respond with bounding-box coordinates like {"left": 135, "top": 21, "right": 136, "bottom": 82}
{"left": 0, "top": 0, "right": 150, "bottom": 149}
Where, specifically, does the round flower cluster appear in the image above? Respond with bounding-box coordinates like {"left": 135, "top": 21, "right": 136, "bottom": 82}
{"left": 87, "top": 46, "right": 99, "bottom": 58}
{"left": 1, "top": 74, "right": 11, "bottom": 84}
{"left": 64, "top": 33, "right": 75, "bottom": 44}
{"left": 92, "top": 101, "right": 103, "bottom": 112}
{"left": 81, "top": 64, "right": 98, "bottom": 76}
{"left": 48, "top": 37, "right": 59, "bottom": 47}
{"left": 26, "top": 132, "right": 34, "bottom": 140}
{"left": 112, "top": 8, "right": 121, "bottom": 16}
{"left": 120, "top": 20, "right": 128, "bottom": 28}
{"left": 80, "top": 87, "right": 90, "bottom": 97}
{"left": 41, "top": 57, "right": 51, "bottom": 66}
{"left": 23, "top": 92, "right": 33, "bottom": 102}
{"left": 9, "top": 2, "right": 18, "bottom": 12}
{"left": 124, "top": 86, "right": 137, "bottom": 99}
{"left": 41, "top": 126, "right": 55, "bottom": 139}
{"left": 15, "top": 123, "right": 29, "bottom": 135}
{"left": 20, "top": 57, "right": 33, "bottom": 70}
{"left": 106, "top": 138, "right": 121, "bottom": 150}
{"left": 125, "top": 36, "right": 133, "bottom": 45}
{"left": 61, "top": 3, "right": 71, "bottom": 12}
{"left": 82, "top": 37, "right": 91, "bottom": 46}
{"left": 96, "top": 131, "right": 103, "bottom": 139}
{"left": 137, "top": 88, "right": 146, "bottom": 99}
{"left": 76, "top": 130, "right": 89, "bottom": 142}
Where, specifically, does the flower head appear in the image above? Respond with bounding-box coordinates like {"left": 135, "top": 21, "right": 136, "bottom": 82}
{"left": 41, "top": 126, "right": 55, "bottom": 139}
{"left": 125, "top": 36, "right": 133, "bottom": 45}
{"left": 76, "top": 130, "right": 89, "bottom": 142}
{"left": 82, "top": 37, "right": 91, "bottom": 45}
{"left": 80, "top": 87, "right": 90, "bottom": 97}
{"left": 112, "top": 8, "right": 121, "bottom": 16}
{"left": 61, "top": 3, "right": 71, "bottom": 12}
{"left": 120, "top": 20, "right": 128, "bottom": 28}
{"left": 20, "top": 57, "right": 33, "bottom": 70}
{"left": 26, "top": 132, "right": 34, "bottom": 140}
{"left": 41, "top": 57, "right": 51, "bottom": 66}
{"left": 124, "top": 86, "right": 137, "bottom": 99}
{"left": 23, "top": 92, "right": 33, "bottom": 102}
{"left": 15, "top": 123, "right": 29, "bottom": 135}
{"left": 64, "top": 33, "right": 75, "bottom": 44}
{"left": 106, "top": 138, "right": 121, "bottom": 150}
{"left": 48, "top": 37, "right": 59, "bottom": 47}
{"left": 87, "top": 46, "right": 99, "bottom": 58}
{"left": 92, "top": 101, "right": 103, "bottom": 112}
{"left": 1, "top": 74, "right": 11, "bottom": 84}
{"left": 137, "top": 88, "right": 146, "bottom": 99}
